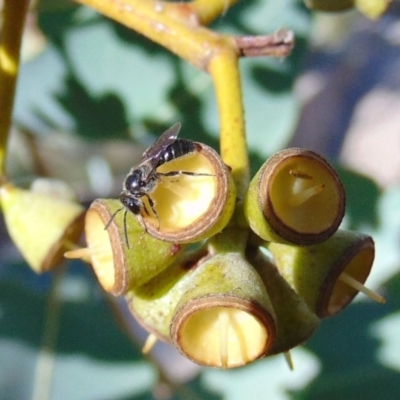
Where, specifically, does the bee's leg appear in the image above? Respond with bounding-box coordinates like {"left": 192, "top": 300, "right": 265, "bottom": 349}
{"left": 141, "top": 201, "right": 152, "bottom": 217}
{"left": 158, "top": 170, "right": 215, "bottom": 178}
{"left": 137, "top": 213, "right": 148, "bottom": 234}
{"left": 144, "top": 194, "right": 160, "bottom": 229}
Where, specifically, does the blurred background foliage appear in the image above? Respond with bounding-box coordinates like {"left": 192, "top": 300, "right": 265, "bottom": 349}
{"left": 1, "top": 0, "right": 400, "bottom": 399}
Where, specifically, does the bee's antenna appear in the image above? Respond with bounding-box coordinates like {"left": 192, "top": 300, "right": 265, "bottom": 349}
{"left": 104, "top": 207, "right": 124, "bottom": 230}
{"left": 123, "top": 209, "right": 130, "bottom": 249}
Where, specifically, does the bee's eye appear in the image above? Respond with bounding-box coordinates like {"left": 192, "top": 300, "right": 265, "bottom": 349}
{"left": 120, "top": 194, "right": 141, "bottom": 215}
{"left": 125, "top": 170, "right": 143, "bottom": 191}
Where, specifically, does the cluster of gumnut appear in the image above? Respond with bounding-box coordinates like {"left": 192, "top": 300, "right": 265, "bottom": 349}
{"left": 0, "top": 133, "right": 380, "bottom": 369}
{"left": 62, "top": 136, "right": 381, "bottom": 369}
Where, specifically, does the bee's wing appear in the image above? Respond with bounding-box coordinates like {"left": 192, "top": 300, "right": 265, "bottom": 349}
{"left": 141, "top": 122, "right": 182, "bottom": 164}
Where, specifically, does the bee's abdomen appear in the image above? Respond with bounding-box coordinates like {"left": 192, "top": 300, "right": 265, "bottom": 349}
{"left": 159, "top": 139, "right": 197, "bottom": 166}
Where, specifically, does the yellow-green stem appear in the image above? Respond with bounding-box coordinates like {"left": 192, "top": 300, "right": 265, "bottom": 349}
{"left": 0, "top": 0, "right": 30, "bottom": 179}
{"left": 209, "top": 226, "right": 249, "bottom": 254}
{"left": 208, "top": 51, "right": 249, "bottom": 200}
{"left": 74, "top": 0, "right": 231, "bottom": 70}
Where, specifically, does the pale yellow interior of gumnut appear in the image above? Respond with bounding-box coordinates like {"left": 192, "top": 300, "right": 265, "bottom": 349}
{"left": 327, "top": 246, "right": 375, "bottom": 316}
{"left": 269, "top": 157, "right": 341, "bottom": 233}
{"left": 147, "top": 152, "right": 217, "bottom": 230}
{"left": 179, "top": 307, "right": 268, "bottom": 368}
{"left": 84, "top": 209, "right": 115, "bottom": 291}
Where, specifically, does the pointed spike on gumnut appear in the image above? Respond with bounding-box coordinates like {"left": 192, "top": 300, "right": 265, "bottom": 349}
{"left": 245, "top": 148, "right": 345, "bottom": 245}
{"left": 340, "top": 272, "right": 386, "bottom": 304}
{"left": 269, "top": 229, "right": 376, "bottom": 318}
{"left": 170, "top": 253, "right": 276, "bottom": 368}
{"left": 64, "top": 245, "right": 111, "bottom": 259}
{"left": 84, "top": 199, "right": 185, "bottom": 296}
{"left": 62, "top": 239, "right": 81, "bottom": 252}
{"left": 140, "top": 142, "right": 236, "bottom": 243}
{"left": 64, "top": 245, "right": 112, "bottom": 264}
{"left": 142, "top": 334, "right": 158, "bottom": 354}
{"left": 284, "top": 351, "right": 294, "bottom": 371}
{"left": 288, "top": 182, "right": 325, "bottom": 207}
{"left": 0, "top": 182, "right": 84, "bottom": 273}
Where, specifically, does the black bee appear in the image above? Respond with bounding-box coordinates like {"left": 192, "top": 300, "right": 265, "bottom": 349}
{"left": 109, "top": 123, "right": 209, "bottom": 247}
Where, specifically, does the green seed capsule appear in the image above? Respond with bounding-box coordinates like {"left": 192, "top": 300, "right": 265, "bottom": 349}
{"left": 170, "top": 252, "right": 276, "bottom": 368}
{"left": 268, "top": 229, "right": 376, "bottom": 318}
{"left": 248, "top": 249, "right": 320, "bottom": 355}
{"left": 245, "top": 148, "right": 345, "bottom": 245}
{"left": 74, "top": 199, "right": 185, "bottom": 296}
{"left": 1, "top": 182, "right": 84, "bottom": 273}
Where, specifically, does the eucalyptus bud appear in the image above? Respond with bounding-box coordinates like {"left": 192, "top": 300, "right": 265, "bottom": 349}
{"left": 268, "top": 229, "right": 383, "bottom": 318}
{"left": 65, "top": 199, "right": 184, "bottom": 295}
{"left": 0, "top": 181, "right": 84, "bottom": 273}
{"left": 170, "top": 251, "right": 276, "bottom": 368}
{"left": 245, "top": 148, "right": 345, "bottom": 245}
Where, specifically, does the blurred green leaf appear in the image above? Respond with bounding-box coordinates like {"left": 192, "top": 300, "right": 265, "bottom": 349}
{"left": 336, "top": 167, "right": 380, "bottom": 230}
{"left": 0, "top": 266, "right": 156, "bottom": 400}
{"left": 201, "top": 348, "right": 319, "bottom": 400}
{"left": 296, "top": 297, "right": 400, "bottom": 400}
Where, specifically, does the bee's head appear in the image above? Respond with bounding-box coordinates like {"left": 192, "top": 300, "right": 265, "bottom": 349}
{"left": 120, "top": 192, "right": 141, "bottom": 215}
{"left": 124, "top": 169, "right": 145, "bottom": 193}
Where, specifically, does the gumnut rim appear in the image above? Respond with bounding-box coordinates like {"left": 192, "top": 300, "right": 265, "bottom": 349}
{"left": 139, "top": 142, "right": 236, "bottom": 243}
{"left": 258, "top": 148, "right": 345, "bottom": 245}
{"left": 84, "top": 199, "right": 183, "bottom": 296}
{"left": 170, "top": 295, "right": 276, "bottom": 368}
{"left": 317, "top": 235, "right": 375, "bottom": 318}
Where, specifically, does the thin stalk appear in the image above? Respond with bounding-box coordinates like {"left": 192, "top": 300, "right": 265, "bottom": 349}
{"left": 73, "top": 0, "right": 233, "bottom": 70}
{"left": 0, "top": 0, "right": 30, "bottom": 179}
{"left": 208, "top": 51, "right": 249, "bottom": 200}
{"left": 32, "top": 265, "right": 66, "bottom": 400}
